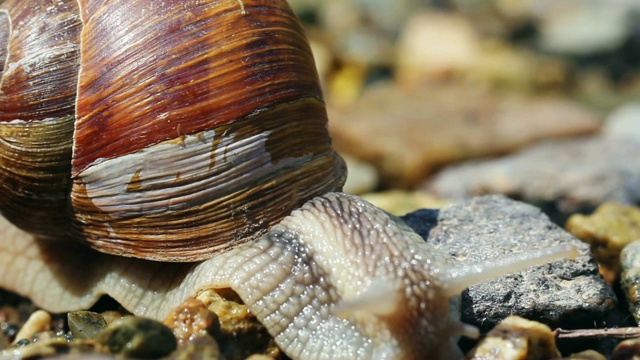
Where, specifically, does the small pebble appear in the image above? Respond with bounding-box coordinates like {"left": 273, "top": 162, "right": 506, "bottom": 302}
{"left": 13, "top": 310, "right": 51, "bottom": 345}
{"left": 96, "top": 316, "right": 177, "bottom": 359}
{"left": 327, "top": 63, "right": 367, "bottom": 106}
{"left": 245, "top": 355, "right": 275, "bottom": 360}
{"left": 537, "top": 1, "right": 631, "bottom": 56}
{"left": 168, "top": 335, "right": 222, "bottom": 360}
{"left": 620, "top": 240, "right": 640, "bottom": 323}
{"left": 67, "top": 311, "right": 107, "bottom": 340}
{"left": 566, "top": 349, "right": 608, "bottom": 360}
{"left": 604, "top": 102, "right": 640, "bottom": 141}
{"left": 362, "top": 189, "right": 447, "bottom": 216}
{"left": 14, "top": 338, "right": 30, "bottom": 347}
{"left": 466, "top": 316, "right": 560, "bottom": 359}
{"left": 163, "top": 298, "right": 219, "bottom": 346}
{"left": 196, "top": 289, "right": 281, "bottom": 359}
{"left": 396, "top": 11, "right": 479, "bottom": 84}
{"left": 567, "top": 202, "right": 640, "bottom": 283}
{"left": 612, "top": 337, "right": 640, "bottom": 360}
{"left": 100, "top": 311, "right": 124, "bottom": 326}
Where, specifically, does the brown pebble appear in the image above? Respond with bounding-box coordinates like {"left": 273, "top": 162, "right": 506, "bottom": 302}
{"left": 466, "top": 316, "right": 560, "bottom": 359}
{"left": 566, "top": 349, "right": 608, "bottom": 360}
{"left": 613, "top": 337, "right": 640, "bottom": 360}
{"left": 195, "top": 289, "right": 282, "bottom": 359}
{"left": 163, "top": 298, "right": 219, "bottom": 346}
{"left": 566, "top": 202, "right": 640, "bottom": 283}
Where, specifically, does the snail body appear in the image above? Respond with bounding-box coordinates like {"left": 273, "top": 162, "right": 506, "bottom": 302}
{"left": 0, "top": 0, "right": 578, "bottom": 359}
{"left": 0, "top": 193, "right": 577, "bottom": 359}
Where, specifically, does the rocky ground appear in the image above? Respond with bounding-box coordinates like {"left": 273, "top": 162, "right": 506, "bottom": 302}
{"left": 3, "top": 0, "right": 640, "bottom": 359}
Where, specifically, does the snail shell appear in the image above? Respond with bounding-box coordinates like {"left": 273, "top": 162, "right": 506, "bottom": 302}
{"left": 0, "top": 0, "right": 345, "bottom": 261}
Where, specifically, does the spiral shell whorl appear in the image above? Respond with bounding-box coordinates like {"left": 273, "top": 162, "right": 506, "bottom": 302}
{"left": 0, "top": 0, "right": 345, "bottom": 261}
{"left": 0, "top": 0, "right": 80, "bottom": 237}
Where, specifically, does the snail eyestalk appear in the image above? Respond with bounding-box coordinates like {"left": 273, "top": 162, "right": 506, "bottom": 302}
{"left": 443, "top": 244, "right": 579, "bottom": 297}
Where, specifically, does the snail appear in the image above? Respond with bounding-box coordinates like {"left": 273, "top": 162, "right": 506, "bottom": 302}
{"left": 0, "top": 0, "right": 578, "bottom": 359}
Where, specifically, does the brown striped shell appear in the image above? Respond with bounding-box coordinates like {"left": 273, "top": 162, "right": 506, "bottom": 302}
{"left": 0, "top": 0, "right": 345, "bottom": 262}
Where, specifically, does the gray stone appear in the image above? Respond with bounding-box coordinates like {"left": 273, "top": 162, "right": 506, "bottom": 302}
{"left": 423, "top": 137, "right": 640, "bottom": 222}
{"left": 401, "top": 195, "right": 617, "bottom": 332}
{"left": 67, "top": 311, "right": 107, "bottom": 340}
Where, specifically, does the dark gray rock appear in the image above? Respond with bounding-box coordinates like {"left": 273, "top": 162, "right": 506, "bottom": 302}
{"left": 422, "top": 137, "right": 640, "bottom": 224}
{"left": 401, "top": 195, "right": 617, "bottom": 332}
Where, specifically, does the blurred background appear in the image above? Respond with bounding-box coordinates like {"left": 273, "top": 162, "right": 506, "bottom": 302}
{"left": 287, "top": 0, "right": 640, "bottom": 224}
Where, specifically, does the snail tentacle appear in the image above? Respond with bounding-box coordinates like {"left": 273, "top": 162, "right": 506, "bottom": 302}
{"left": 442, "top": 244, "right": 579, "bottom": 297}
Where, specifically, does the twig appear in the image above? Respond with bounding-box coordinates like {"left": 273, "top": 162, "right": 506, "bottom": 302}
{"left": 554, "top": 327, "right": 640, "bottom": 340}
